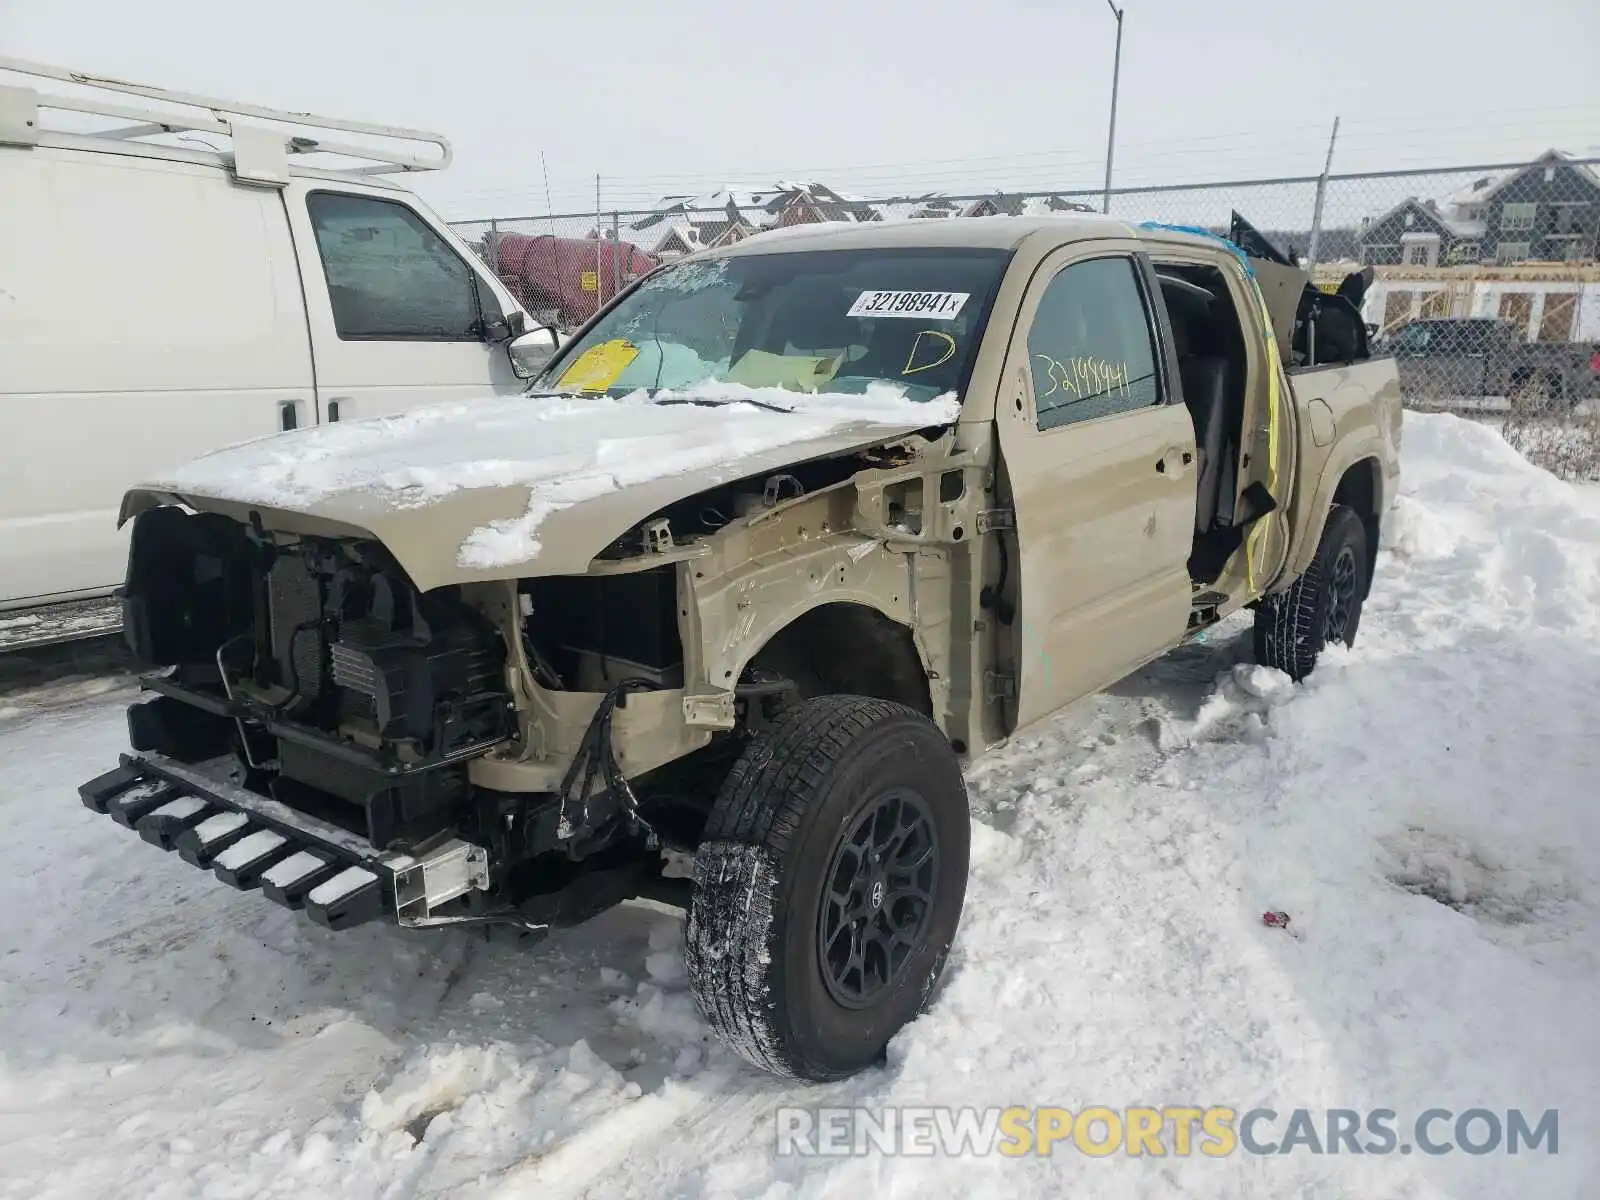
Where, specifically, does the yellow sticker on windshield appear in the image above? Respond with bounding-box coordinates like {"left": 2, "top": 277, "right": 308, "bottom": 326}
{"left": 557, "top": 339, "right": 640, "bottom": 392}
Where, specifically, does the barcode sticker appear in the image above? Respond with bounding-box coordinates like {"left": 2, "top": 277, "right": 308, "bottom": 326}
{"left": 847, "top": 290, "right": 970, "bottom": 319}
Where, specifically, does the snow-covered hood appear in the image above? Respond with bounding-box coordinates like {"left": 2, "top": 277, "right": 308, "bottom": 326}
{"left": 122, "top": 383, "right": 958, "bottom": 591}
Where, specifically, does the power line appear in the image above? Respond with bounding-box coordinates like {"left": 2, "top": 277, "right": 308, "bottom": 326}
{"left": 438, "top": 137, "right": 1600, "bottom": 222}
{"left": 498, "top": 105, "right": 1600, "bottom": 189}
{"left": 439, "top": 118, "right": 1600, "bottom": 212}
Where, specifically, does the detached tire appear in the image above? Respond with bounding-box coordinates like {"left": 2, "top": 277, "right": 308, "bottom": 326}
{"left": 1254, "top": 505, "right": 1369, "bottom": 682}
{"left": 686, "top": 695, "right": 969, "bottom": 1081}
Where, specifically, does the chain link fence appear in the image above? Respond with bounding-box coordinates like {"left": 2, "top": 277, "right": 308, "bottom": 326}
{"left": 451, "top": 157, "right": 1600, "bottom": 421}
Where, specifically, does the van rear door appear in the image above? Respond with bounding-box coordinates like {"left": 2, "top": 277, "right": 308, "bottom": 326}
{"left": 0, "top": 146, "right": 315, "bottom": 606}
{"left": 283, "top": 181, "right": 524, "bottom": 424}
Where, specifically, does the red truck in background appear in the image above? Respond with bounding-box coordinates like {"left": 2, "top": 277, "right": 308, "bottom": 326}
{"left": 485, "top": 233, "right": 658, "bottom": 330}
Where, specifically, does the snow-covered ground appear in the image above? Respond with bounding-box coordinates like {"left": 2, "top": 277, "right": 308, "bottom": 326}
{"left": 2, "top": 412, "right": 1597, "bottom": 1199}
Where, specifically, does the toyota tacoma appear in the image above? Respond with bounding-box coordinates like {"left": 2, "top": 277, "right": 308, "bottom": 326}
{"left": 79, "top": 213, "right": 1400, "bottom": 1081}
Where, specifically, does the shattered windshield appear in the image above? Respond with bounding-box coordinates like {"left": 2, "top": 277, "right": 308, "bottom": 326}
{"left": 534, "top": 246, "right": 1012, "bottom": 403}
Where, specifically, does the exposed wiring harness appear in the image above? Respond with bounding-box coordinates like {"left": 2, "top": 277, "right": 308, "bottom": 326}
{"left": 555, "top": 677, "right": 663, "bottom": 850}
{"left": 979, "top": 535, "right": 1016, "bottom": 625}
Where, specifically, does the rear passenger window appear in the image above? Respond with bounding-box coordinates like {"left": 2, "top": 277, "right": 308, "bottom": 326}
{"left": 1027, "top": 257, "right": 1162, "bottom": 429}
{"left": 306, "top": 192, "right": 482, "bottom": 340}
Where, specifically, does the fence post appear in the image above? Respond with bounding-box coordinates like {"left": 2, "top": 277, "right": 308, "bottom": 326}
{"left": 1306, "top": 117, "right": 1340, "bottom": 269}
{"left": 612, "top": 211, "right": 621, "bottom": 302}
{"left": 488, "top": 218, "right": 500, "bottom": 277}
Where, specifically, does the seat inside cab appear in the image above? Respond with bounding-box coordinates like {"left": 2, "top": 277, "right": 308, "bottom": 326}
{"left": 1154, "top": 266, "right": 1252, "bottom": 585}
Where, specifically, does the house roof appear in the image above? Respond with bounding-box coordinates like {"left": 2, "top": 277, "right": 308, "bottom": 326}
{"left": 1358, "top": 196, "right": 1453, "bottom": 242}
{"left": 627, "top": 181, "right": 1107, "bottom": 239}
{"left": 772, "top": 184, "right": 881, "bottom": 223}
{"left": 1444, "top": 149, "right": 1600, "bottom": 208}
{"left": 1444, "top": 174, "right": 1499, "bottom": 211}
{"left": 1359, "top": 149, "right": 1599, "bottom": 242}
{"left": 638, "top": 181, "right": 880, "bottom": 230}
{"left": 872, "top": 194, "right": 967, "bottom": 221}
{"left": 1009, "top": 194, "right": 1097, "bottom": 217}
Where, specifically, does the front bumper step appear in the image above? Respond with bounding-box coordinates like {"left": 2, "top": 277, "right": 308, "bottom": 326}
{"left": 79, "top": 753, "right": 472, "bottom": 931}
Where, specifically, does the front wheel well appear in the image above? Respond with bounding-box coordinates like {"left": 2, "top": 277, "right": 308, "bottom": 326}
{"left": 630, "top": 604, "right": 932, "bottom": 855}
{"left": 1331, "top": 457, "right": 1382, "bottom": 596}
{"left": 742, "top": 602, "right": 932, "bottom": 718}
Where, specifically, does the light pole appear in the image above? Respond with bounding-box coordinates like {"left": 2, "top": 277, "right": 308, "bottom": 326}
{"left": 1101, "top": 0, "right": 1124, "bottom": 215}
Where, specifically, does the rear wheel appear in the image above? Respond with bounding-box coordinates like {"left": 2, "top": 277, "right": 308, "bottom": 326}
{"left": 1254, "top": 505, "right": 1369, "bottom": 681}
{"left": 685, "top": 695, "right": 969, "bottom": 1080}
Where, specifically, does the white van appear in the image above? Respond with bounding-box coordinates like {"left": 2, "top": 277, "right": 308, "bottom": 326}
{"left": 0, "top": 58, "right": 555, "bottom": 625}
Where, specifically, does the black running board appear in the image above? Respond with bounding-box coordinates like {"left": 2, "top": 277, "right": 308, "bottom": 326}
{"left": 78, "top": 753, "right": 436, "bottom": 931}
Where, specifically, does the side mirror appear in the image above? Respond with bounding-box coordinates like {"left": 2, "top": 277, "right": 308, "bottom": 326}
{"left": 508, "top": 326, "right": 559, "bottom": 378}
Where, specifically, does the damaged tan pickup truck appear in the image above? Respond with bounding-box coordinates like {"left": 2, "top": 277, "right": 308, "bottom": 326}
{"left": 80, "top": 213, "right": 1400, "bottom": 1081}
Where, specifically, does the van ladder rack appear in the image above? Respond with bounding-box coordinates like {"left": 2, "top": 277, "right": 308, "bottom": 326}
{"left": 0, "top": 56, "right": 450, "bottom": 179}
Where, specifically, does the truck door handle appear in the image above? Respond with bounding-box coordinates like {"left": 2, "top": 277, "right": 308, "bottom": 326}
{"left": 328, "top": 398, "right": 346, "bottom": 422}
{"left": 279, "top": 400, "right": 302, "bottom": 431}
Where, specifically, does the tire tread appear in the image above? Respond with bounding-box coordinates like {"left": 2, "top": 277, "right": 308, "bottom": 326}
{"left": 1254, "top": 505, "right": 1367, "bottom": 681}
{"left": 686, "top": 695, "right": 949, "bottom": 1080}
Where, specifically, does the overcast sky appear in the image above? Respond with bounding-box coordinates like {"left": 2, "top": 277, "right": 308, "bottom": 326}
{"left": 4, "top": 0, "right": 1597, "bottom": 220}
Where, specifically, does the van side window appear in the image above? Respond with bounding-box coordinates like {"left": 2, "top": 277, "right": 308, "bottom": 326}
{"left": 306, "top": 193, "right": 483, "bottom": 341}
{"left": 1027, "top": 256, "right": 1162, "bottom": 430}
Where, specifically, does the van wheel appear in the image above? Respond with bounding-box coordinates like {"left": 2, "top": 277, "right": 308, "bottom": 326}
{"left": 685, "top": 695, "right": 969, "bottom": 1081}
{"left": 1254, "top": 505, "right": 1368, "bottom": 682}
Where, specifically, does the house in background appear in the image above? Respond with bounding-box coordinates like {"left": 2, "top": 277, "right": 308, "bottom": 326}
{"left": 631, "top": 213, "right": 755, "bottom": 260}
{"left": 1353, "top": 261, "right": 1600, "bottom": 342}
{"left": 627, "top": 182, "right": 1098, "bottom": 241}
{"left": 955, "top": 192, "right": 1097, "bottom": 218}
{"left": 1350, "top": 151, "right": 1600, "bottom": 342}
{"left": 872, "top": 191, "right": 1096, "bottom": 221}
{"left": 875, "top": 194, "right": 969, "bottom": 220}
{"left": 625, "top": 182, "right": 881, "bottom": 257}
{"left": 1357, "top": 150, "right": 1600, "bottom": 267}
{"left": 760, "top": 183, "right": 882, "bottom": 227}
{"left": 1445, "top": 151, "right": 1600, "bottom": 264}
{"left": 626, "top": 194, "right": 758, "bottom": 260}
{"left": 1355, "top": 197, "right": 1476, "bottom": 267}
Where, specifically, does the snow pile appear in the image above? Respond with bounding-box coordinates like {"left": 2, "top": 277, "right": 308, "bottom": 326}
{"left": 1378, "top": 413, "right": 1600, "bottom": 640}
{"left": 2, "top": 412, "right": 1597, "bottom": 1198}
